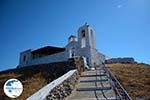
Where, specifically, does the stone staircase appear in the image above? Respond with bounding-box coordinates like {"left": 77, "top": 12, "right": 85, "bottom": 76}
{"left": 66, "top": 67, "right": 117, "bottom": 100}
{"left": 26, "top": 60, "right": 131, "bottom": 100}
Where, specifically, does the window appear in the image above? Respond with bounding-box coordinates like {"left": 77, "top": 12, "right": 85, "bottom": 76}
{"left": 72, "top": 52, "right": 75, "bottom": 57}
{"left": 23, "top": 55, "right": 26, "bottom": 62}
{"left": 82, "top": 30, "right": 85, "bottom": 37}
{"left": 81, "top": 30, "right": 86, "bottom": 48}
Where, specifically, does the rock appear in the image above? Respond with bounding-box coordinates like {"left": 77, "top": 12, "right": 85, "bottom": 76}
{"left": 46, "top": 71, "right": 79, "bottom": 100}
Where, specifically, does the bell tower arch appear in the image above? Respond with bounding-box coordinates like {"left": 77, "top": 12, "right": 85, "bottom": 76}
{"left": 78, "top": 23, "right": 96, "bottom": 48}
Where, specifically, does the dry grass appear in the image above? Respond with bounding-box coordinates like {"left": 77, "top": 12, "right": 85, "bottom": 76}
{"left": 0, "top": 69, "right": 48, "bottom": 100}
{"left": 0, "top": 73, "right": 47, "bottom": 100}
{"left": 107, "top": 63, "right": 150, "bottom": 100}
{"left": 0, "top": 61, "right": 75, "bottom": 100}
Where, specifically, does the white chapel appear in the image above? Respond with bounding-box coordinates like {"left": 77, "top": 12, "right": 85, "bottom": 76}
{"left": 19, "top": 23, "right": 106, "bottom": 68}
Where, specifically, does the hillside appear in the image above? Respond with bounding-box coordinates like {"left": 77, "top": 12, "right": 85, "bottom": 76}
{"left": 107, "top": 63, "right": 150, "bottom": 100}
{"left": 1, "top": 60, "right": 150, "bottom": 100}
{"left": 0, "top": 57, "right": 85, "bottom": 100}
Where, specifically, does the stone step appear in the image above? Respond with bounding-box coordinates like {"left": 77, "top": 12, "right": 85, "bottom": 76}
{"left": 97, "top": 68, "right": 105, "bottom": 71}
{"left": 69, "top": 97, "right": 116, "bottom": 100}
{"left": 80, "top": 79, "right": 109, "bottom": 83}
{"left": 81, "top": 74, "right": 106, "bottom": 77}
{"left": 76, "top": 86, "right": 112, "bottom": 91}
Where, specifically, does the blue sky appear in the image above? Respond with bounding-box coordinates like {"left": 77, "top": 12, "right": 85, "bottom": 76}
{"left": 0, "top": 0, "right": 150, "bottom": 71}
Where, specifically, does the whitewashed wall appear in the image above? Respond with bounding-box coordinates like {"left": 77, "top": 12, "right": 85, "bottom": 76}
{"left": 19, "top": 51, "right": 69, "bottom": 67}
{"left": 90, "top": 48, "right": 105, "bottom": 65}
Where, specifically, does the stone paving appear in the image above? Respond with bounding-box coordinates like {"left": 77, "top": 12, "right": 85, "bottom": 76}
{"left": 66, "top": 67, "right": 117, "bottom": 100}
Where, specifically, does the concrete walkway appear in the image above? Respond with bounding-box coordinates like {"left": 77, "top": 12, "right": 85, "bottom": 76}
{"left": 66, "top": 67, "right": 116, "bottom": 100}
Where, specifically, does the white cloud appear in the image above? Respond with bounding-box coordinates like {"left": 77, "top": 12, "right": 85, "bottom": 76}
{"left": 117, "top": 5, "right": 123, "bottom": 8}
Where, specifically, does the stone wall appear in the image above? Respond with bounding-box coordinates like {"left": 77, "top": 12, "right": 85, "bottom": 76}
{"left": 105, "top": 57, "right": 135, "bottom": 64}
{"left": 27, "top": 57, "right": 86, "bottom": 100}
{"left": 68, "top": 56, "right": 86, "bottom": 74}
{"left": 45, "top": 56, "right": 87, "bottom": 99}
{"left": 46, "top": 71, "right": 79, "bottom": 100}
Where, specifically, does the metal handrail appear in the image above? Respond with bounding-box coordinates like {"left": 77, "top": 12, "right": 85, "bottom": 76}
{"left": 103, "top": 64, "right": 132, "bottom": 100}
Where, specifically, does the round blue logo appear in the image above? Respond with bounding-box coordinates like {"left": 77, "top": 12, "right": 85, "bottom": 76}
{"left": 3, "top": 79, "right": 23, "bottom": 98}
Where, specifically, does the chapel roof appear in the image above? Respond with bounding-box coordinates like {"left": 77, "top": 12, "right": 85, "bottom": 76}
{"left": 31, "top": 46, "right": 65, "bottom": 55}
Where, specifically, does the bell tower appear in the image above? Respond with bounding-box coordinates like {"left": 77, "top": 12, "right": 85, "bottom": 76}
{"left": 78, "top": 23, "right": 96, "bottom": 48}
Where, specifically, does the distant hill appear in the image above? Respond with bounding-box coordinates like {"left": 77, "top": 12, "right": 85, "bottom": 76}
{"left": 0, "top": 57, "right": 85, "bottom": 100}
{"left": 107, "top": 63, "right": 150, "bottom": 100}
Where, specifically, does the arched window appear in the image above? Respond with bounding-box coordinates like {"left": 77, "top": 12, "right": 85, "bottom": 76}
{"left": 81, "top": 30, "right": 86, "bottom": 48}
{"left": 23, "top": 55, "right": 26, "bottom": 62}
